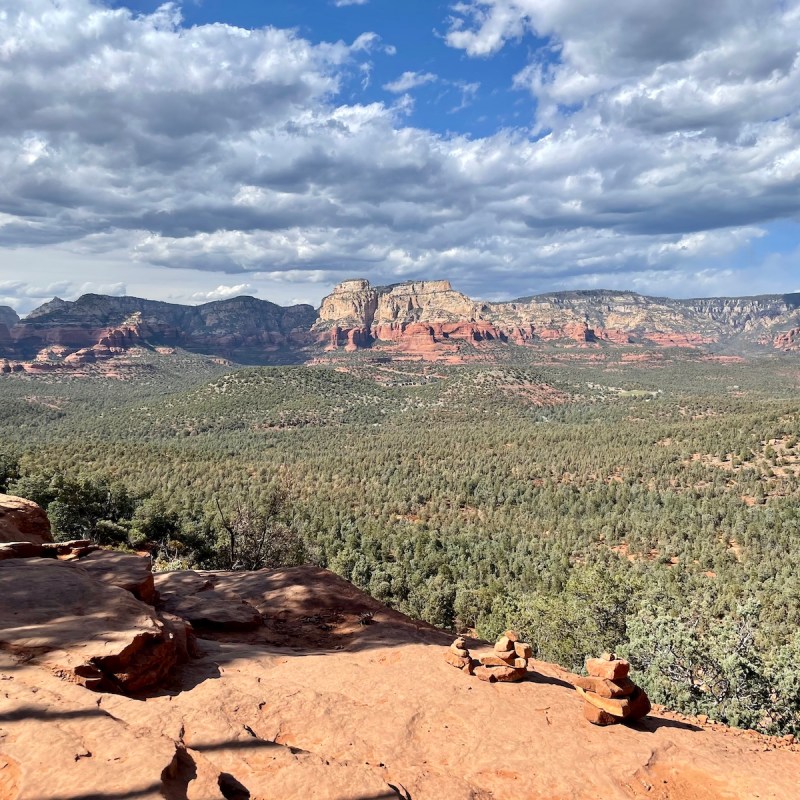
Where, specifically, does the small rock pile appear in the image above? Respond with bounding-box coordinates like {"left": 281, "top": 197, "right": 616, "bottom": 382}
{"left": 474, "top": 630, "right": 530, "bottom": 683}
{"left": 574, "top": 652, "right": 651, "bottom": 726}
{"left": 444, "top": 636, "right": 474, "bottom": 674}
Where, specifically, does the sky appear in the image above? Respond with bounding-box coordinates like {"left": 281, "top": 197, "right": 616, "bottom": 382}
{"left": 0, "top": 0, "right": 799, "bottom": 314}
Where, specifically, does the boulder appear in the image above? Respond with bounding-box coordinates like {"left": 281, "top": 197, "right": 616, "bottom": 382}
{"left": 586, "top": 656, "right": 630, "bottom": 681}
{"left": 0, "top": 494, "right": 52, "bottom": 544}
{"left": 576, "top": 686, "right": 651, "bottom": 720}
{"left": 78, "top": 550, "right": 157, "bottom": 604}
{"left": 572, "top": 675, "right": 636, "bottom": 699}
{"left": 0, "top": 542, "right": 43, "bottom": 560}
{"left": 474, "top": 665, "right": 527, "bottom": 683}
{"left": 583, "top": 703, "right": 620, "bottom": 726}
{"left": 514, "top": 642, "right": 532, "bottom": 659}
{"left": 479, "top": 655, "right": 515, "bottom": 667}
{"left": 0, "top": 558, "right": 178, "bottom": 692}
{"left": 492, "top": 648, "right": 516, "bottom": 664}
{"left": 444, "top": 651, "right": 473, "bottom": 672}
{"left": 160, "top": 589, "right": 263, "bottom": 631}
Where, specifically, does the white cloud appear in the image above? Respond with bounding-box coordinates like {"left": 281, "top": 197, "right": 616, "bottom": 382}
{"left": 334, "top": 0, "right": 369, "bottom": 6}
{"left": 383, "top": 71, "right": 438, "bottom": 93}
{"left": 0, "top": 0, "right": 797, "bottom": 306}
{"left": 191, "top": 284, "right": 253, "bottom": 302}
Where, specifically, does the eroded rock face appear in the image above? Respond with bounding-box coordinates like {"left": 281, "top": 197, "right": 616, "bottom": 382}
{"left": 3, "top": 284, "right": 800, "bottom": 367}
{"left": 316, "top": 282, "right": 800, "bottom": 356}
{"left": 78, "top": 550, "right": 157, "bottom": 604}
{"left": 0, "top": 494, "right": 52, "bottom": 544}
{"left": 155, "top": 571, "right": 263, "bottom": 631}
{"left": 0, "top": 558, "right": 177, "bottom": 691}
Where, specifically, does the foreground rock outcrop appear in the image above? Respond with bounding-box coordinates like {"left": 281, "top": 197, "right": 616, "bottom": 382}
{"left": 1, "top": 549, "right": 799, "bottom": 799}
{"left": 0, "top": 494, "right": 52, "bottom": 544}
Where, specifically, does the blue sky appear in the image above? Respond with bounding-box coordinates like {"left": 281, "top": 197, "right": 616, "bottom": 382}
{"left": 0, "top": 0, "right": 798, "bottom": 313}
{"left": 113, "top": 0, "right": 540, "bottom": 136}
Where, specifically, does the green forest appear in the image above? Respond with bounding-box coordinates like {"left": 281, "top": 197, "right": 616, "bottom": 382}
{"left": 2, "top": 348, "right": 800, "bottom": 735}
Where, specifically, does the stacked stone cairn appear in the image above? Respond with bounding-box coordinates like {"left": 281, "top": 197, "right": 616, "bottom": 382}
{"left": 474, "top": 630, "right": 531, "bottom": 683}
{"left": 574, "top": 652, "right": 651, "bottom": 726}
{"left": 444, "top": 636, "right": 475, "bottom": 675}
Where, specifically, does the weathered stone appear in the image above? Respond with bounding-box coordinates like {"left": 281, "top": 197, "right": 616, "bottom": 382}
{"left": 514, "top": 657, "right": 528, "bottom": 669}
{"left": 503, "top": 630, "right": 520, "bottom": 643}
{"left": 577, "top": 686, "right": 650, "bottom": 719}
{"left": 450, "top": 644, "right": 469, "bottom": 657}
{"left": 586, "top": 656, "right": 630, "bottom": 681}
{"left": 514, "top": 642, "right": 532, "bottom": 659}
{"left": 583, "top": 702, "right": 621, "bottom": 726}
{"left": 495, "top": 635, "right": 512, "bottom": 651}
{"left": 625, "top": 688, "right": 652, "bottom": 720}
{"left": 573, "top": 675, "right": 636, "bottom": 699}
{"left": 453, "top": 636, "right": 466, "bottom": 648}
{"left": 0, "top": 542, "right": 42, "bottom": 560}
{"left": 493, "top": 647, "right": 516, "bottom": 663}
{"left": 474, "top": 664, "right": 526, "bottom": 683}
{"left": 480, "top": 655, "right": 512, "bottom": 667}
{"left": 445, "top": 651, "right": 471, "bottom": 671}
{"left": 78, "top": 550, "right": 157, "bottom": 604}
{"left": 160, "top": 589, "right": 263, "bottom": 631}
{"left": 491, "top": 666, "right": 527, "bottom": 683}
{"left": 0, "top": 558, "right": 177, "bottom": 692}
{"left": 0, "top": 494, "right": 52, "bottom": 544}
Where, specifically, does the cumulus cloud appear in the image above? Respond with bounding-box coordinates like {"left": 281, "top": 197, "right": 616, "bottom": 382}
{"left": 190, "top": 284, "right": 253, "bottom": 302}
{"left": 0, "top": 279, "right": 126, "bottom": 314}
{"left": 0, "top": 0, "right": 798, "bottom": 304}
{"left": 383, "top": 71, "right": 439, "bottom": 93}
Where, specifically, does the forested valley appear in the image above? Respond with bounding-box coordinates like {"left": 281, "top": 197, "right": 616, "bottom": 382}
{"left": 2, "top": 349, "right": 799, "bottom": 736}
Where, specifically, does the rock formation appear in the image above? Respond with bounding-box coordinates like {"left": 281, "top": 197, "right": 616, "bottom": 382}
{"left": 1, "top": 293, "right": 317, "bottom": 366}
{"left": 473, "top": 630, "right": 531, "bottom": 683}
{"left": 444, "top": 635, "right": 475, "bottom": 672}
{"left": 0, "top": 305, "right": 19, "bottom": 326}
{"left": 574, "top": 652, "right": 651, "bottom": 726}
{"left": 315, "top": 281, "right": 800, "bottom": 357}
{"left": 0, "top": 494, "right": 52, "bottom": 544}
{"left": 2, "top": 284, "right": 800, "bottom": 369}
{"left": 2, "top": 544, "right": 800, "bottom": 798}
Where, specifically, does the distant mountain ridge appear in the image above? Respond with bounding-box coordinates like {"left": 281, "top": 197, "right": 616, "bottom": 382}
{"left": 1, "top": 293, "right": 316, "bottom": 367}
{"left": 314, "top": 280, "right": 800, "bottom": 354}
{"left": 2, "top": 281, "right": 800, "bottom": 370}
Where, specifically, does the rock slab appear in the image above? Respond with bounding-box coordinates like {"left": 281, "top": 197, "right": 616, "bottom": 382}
{"left": 0, "top": 494, "right": 52, "bottom": 544}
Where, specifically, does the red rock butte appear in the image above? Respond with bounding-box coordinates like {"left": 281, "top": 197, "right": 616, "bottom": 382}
{"left": 2, "top": 284, "right": 800, "bottom": 370}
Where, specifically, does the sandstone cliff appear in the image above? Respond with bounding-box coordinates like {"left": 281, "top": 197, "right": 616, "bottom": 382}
{"left": 2, "top": 284, "right": 800, "bottom": 369}
{"left": 317, "top": 281, "right": 800, "bottom": 355}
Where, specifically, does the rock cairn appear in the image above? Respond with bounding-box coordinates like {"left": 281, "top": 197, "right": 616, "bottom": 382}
{"left": 574, "top": 652, "right": 651, "bottom": 726}
{"left": 474, "top": 630, "right": 530, "bottom": 683}
{"left": 444, "top": 636, "right": 474, "bottom": 674}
